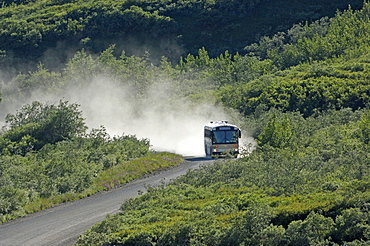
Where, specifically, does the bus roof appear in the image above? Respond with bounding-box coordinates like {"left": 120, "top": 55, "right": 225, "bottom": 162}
{"left": 204, "top": 121, "right": 239, "bottom": 130}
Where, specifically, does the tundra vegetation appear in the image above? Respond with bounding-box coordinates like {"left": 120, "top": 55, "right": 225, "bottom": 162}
{"left": 0, "top": 0, "right": 369, "bottom": 245}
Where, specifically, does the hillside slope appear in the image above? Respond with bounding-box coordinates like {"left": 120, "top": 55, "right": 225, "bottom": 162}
{"left": 74, "top": 3, "right": 370, "bottom": 245}
{"left": 0, "top": 0, "right": 364, "bottom": 73}
{"left": 0, "top": 1, "right": 369, "bottom": 244}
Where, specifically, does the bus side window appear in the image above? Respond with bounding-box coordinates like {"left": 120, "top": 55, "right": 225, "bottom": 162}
{"left": 205, "top": 129, "right": 212, "bottom": 138}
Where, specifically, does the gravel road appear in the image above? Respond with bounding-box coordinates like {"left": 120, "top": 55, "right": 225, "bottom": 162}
{"left": 0, "top": 156, "right": 213, "bottom": 246}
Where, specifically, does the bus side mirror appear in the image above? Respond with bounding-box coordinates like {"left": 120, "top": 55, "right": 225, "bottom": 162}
{"left": 238, "top": 130, "right": 241, "bottom": 138}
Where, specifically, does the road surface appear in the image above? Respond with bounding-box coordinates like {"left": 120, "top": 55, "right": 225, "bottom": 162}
{"left": 0, "top": 156, "right": 213, "bottom": 246}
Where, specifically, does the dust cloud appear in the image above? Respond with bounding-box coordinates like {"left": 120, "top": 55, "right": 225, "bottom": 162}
{"left": 64, "top": 76, "right": 233, "bottom": 157}
{"left": 0, "top": 69, "right": 250, "bottom": 157}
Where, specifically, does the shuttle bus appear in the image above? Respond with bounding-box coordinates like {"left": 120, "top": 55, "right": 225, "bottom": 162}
{"left": 204, "top": 121, "right": 241, "bottom": 157}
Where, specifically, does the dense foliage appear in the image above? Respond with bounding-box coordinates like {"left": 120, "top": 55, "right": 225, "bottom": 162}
{"left": 1, "top": 100, "right": 87, "bottom": 153}
{"left": 0, "top": 100, "right": 153, "bottom": 221}
{"left": 77, "top": 108, "right": 370, "bottom": 245}
{"left": 0, "top": 0, "right": 363, "bottom": 75}
{"left": 0, "top": 0, "right": 370, "bottom": 244}
{"left": 74, "top": 2, "right": 370, "bottom": 245}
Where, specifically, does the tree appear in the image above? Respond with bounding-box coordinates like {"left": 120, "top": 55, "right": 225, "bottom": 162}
{"left": 285, "top": 212, "right": 335, "bottom": 245}
{"left": 334, "top": 208, "right": 370, "bottom": 243}
{"left": 2, "top": 100, "right": 87, "bottom": 153}
{"left": 358, "top": 110, "right": 370, "bottom": 145}
{"left": 257, "top": 113, "right": 293, "bottom": 148}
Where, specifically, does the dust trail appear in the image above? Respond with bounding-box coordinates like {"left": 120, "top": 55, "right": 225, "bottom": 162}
{"left": 0, "top": 73, "right": 247, "bottom": 157}
{"left": 64, "top": 76, "right": 232, "bottom": 157}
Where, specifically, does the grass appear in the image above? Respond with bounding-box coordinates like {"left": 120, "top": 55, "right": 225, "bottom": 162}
{"left": 19, "top": 152, "right": 184, "bottom": 221}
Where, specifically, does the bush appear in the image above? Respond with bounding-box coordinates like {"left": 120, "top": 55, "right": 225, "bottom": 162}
{"left": 2, "top": 100, "right": 87, "bottom": 153}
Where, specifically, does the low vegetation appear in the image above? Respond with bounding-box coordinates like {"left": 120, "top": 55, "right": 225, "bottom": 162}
{"left": 23, "top": 152, "right": 183, "bottom": 217}
{"left": 0, "top": 0, "right": 370, "bottom": 244}
{"left": 0, "top": 0, "right": 363, "bottom": 73}
{"left": 77, "top": 108, "right": 370, "bottom": 245}
{"left": 0, "top": 100, "right": 183, "bottom": 222}
{"left": 73, "top": 2, "right": 369, "bottom": 245}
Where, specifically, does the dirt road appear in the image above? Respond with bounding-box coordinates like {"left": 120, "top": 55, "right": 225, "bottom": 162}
{"left": 0, "top": 157, "right": 213, "bottom": 246}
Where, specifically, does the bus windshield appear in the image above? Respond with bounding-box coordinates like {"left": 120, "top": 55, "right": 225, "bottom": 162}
{"left": 212, "top": 130, "right": 238, "bottom": 144}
